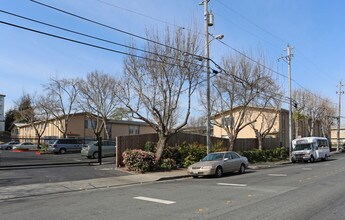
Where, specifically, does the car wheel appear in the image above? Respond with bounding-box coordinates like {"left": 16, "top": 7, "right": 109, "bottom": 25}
{"left": 310, "top": 156, "right": 315, "bottom": 163}
{"left": 215, "top": 166, "right": 223, "bottom": 178}
{"left": 59, "top": 148, "right": 67, "bottom": 154}
{"left": 192, "top": 176, "right": 198, "bottom": 179}
{"left": 324, "top": 155, "right": 328, "bottom": 161}
{"left": 239, "top": 164, "right": 246, "bottom": 174}
{"left": 93, "top": 152, "right": 99, "bottom": 159}
{"left": 6, "top": 146, "right": 11, "bottom": 150}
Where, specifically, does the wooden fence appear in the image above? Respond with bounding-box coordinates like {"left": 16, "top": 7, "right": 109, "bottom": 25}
{"left": 115, "top": 133, "right": 282, "bottom": 167}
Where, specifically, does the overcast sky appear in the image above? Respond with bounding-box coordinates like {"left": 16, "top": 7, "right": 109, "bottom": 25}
{"left": 1, "top": 0, "right": 345, "bottom": 122}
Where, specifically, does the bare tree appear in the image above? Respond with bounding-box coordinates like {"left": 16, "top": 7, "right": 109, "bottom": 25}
{"left": 16, "top": 93, "right": 49, "bottom": 147}
{"left": 42, "top": 77, "right": 79, "bottom": 138}
{"left": 210, "top": 53, "right": 280, "bottom": 150}
{"left": 77, "top": 71, "right": 121, "bottom": 140}
{"left": 119, "top": 26, "right": 203, "bottom": 161}
{"left": 292, "top": 89, "right": 308, "bottom": 138}
{"left": 293, "top": 89, "right": 335, "bottom": 138}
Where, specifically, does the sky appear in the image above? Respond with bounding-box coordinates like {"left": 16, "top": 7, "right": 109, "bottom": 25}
{"left": 1, "top": 0, "right": 345, "bottom": 123}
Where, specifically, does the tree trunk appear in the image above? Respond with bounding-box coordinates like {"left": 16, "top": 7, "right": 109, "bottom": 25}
{"left": 258, "top": 136, "right": 263, "bottom": 150}
{"left": 228, "top": 138, "right": 235, "bottom": 151}
{"left": 155, "top": 135, "right": 168, "bottom": 161}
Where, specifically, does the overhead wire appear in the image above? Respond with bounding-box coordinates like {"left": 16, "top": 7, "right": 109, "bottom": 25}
{"left": 0, "top": 20, "right": 204, "bottom": 70}
{"left": 30, "top": 0, "right": 190, "bottom": 55}
{"left": 0, "top": 9, "right": 204, "bottom": 69}
{"left": 22, "top": 0, "right": 332, "bottom": 107}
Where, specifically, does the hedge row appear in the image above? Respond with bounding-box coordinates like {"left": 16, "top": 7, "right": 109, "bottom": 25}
{"left": 122, "top": 142, "right": 289, "bottom": 173}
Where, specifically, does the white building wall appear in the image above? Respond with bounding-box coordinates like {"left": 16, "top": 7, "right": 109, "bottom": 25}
{"left": 0, "top": 94, "right": 5, "bottom": 132}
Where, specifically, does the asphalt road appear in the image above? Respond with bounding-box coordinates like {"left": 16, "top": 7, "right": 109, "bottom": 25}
{"left": 0, "top": 151, "right": 128, "bottom": 186}
{"left": 2, "top": 154, "right": 345, "bottom": 219}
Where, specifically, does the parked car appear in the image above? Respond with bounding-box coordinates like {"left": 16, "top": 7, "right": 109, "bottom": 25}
{"left": 47, "top": 138, "right": 84, "bottom": 154}
{"left": 0, "top": 140, "right": 20, "bottom": 150}
{"left": 13, "top": 142, "right": 40, "bottom": 150}
{"left": 81, "top": 140, "right": 116, "bottom": 159}
{"left": 187, "top": 151, "right": 249, "bottom": 178}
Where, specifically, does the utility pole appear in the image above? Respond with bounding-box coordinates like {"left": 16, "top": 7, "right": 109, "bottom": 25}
{"left": 279, "top": 44, "right": 294, "bottom": 158}
{"left": 203, "top": 0, "right": 211, "bottom": 154}
{"left": 336, "top": 81, "right": 344, "bottom": 151}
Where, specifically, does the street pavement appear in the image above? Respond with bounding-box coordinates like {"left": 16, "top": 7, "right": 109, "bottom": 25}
{"left": 0, "top": 151, "right": 340, "bottom": 201}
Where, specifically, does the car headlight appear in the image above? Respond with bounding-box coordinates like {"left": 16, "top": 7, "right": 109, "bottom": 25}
{"left": 201, "top": 166, "right": 212, "bottom": 169}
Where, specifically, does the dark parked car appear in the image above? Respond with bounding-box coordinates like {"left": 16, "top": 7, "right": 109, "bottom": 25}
{"left": 47, "top": 138, "right": 84, "bottom": 154}
{"left": 0, "top": 141, "right": 20, "bottom": 150}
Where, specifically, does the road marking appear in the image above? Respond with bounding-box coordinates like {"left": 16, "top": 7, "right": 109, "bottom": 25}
{"left": 134, "top": 196, "right": 176, "bottom": 205}
{"left": 302, "top": 168, "right": 312, "bottom": 170}
{"left": 268, "top": 174, "right": 287, "bottom": 177}
{"left": 217, "top": 183, "right": 247, "bottom": 187}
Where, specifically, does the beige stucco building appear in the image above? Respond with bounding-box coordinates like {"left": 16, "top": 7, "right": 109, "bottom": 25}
{"left": 213, "top": 106, "right": 289, "bottom": 147}
{"left": 330, "top": 127, "right": 345, "bottom": 146}
{"left": 11, "top": 112, "right": 155, "bottom": 142}
{"left": 212, "top": 106, "right": 324, "bottom": 148}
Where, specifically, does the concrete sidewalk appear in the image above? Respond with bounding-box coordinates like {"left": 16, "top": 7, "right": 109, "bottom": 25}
{"left": 0, "top": 169, "right": 190, "bottom": 201}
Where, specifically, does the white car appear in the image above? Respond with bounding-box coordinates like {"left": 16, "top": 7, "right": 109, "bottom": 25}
{"left": 13, "top": 142, "right": 40, "bottom": 150}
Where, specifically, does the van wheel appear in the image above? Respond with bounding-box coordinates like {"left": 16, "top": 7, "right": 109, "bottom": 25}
{"left": 59, "top": 148, "right": 66, "bottom": 154}
{"left": 93, "top": 152, "right": 99, "bottom": 159}
{"left": 324, "top": 155, "right": 328, "bottom": 161}
{"left": 310, "top": 156, "right": 315, "bottom": 163}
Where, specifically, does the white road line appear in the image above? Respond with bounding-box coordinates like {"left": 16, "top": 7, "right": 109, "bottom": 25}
{"left": 302, "top": 168, "right": 312, "bottom": 170}
{"left": 268, "top": 174, "right": 287, "bottom": 177}
{"left": 134, "top": 196, "right": 176, "bottom": 205}
{"left": 217, "top": 183, "right": 247, "bottom": 187}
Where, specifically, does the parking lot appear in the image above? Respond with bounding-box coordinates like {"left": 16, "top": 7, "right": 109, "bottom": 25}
{"left": 0, "top": 151, "right": 128, "bottom": 186}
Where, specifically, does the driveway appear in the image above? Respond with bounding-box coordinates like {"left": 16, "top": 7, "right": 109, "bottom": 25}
{"left": 0, "top": 151, "right": 128, "bottom": 186}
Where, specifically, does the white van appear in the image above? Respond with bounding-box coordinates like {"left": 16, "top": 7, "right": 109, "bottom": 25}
{"left": 291, "top": 137, "right": 330, "bottom": 163}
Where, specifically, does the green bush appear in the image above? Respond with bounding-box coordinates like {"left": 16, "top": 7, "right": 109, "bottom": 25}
{"left": 160, "top": 158, "right": 177, "bottom": 170}
{"left": 241, "top": 147, "right": 289, "bottom": 163}
{"left": 210, "top": 140, "right": 228, "bottom": 152}
{"left": 122, "top": 149, "right": 158, "bottom": 173}
{"left": 176, "top": 142, "right": 207, "bottom": 168}
{"left": 143, "top": 141, "right": 155, "bottom": 152}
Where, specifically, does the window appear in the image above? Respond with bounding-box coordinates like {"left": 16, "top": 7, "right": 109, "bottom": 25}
{"left": 230, "top": 152, "right": 240, "bottom": 159}
{"left": 129, "top": 125, "right": 139, "bottom": 135}
{"left": 221, "top": 116, "right": 234, "bottom": 127}
{"left": 84, "top": 120, "right": 96, "bottom": 129}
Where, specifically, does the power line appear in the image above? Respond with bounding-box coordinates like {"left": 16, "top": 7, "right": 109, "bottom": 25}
{"left": 0, "top": 20, "right": 204, "bottom": 70}
{"left": 30, "top": 0, "right": 189, "bottom": 55}
{"left": 0, "top": 9, "right": 204, "bottom": 69}
{"left": 216, "top": 0, "right": 286, "bottom": 44}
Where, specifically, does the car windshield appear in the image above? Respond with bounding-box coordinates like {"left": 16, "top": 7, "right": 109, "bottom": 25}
{"left": 293, "top": 143, "right": 311, "bottom": 151}
{"left": 201, "top": 153, "right": 224, "bottom": 161}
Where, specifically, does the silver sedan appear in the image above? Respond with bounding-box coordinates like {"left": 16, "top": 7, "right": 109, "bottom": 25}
{"left": 187, "top": 151, "right": 249, "bottom": 178}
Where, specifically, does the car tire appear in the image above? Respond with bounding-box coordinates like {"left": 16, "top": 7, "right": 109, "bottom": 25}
{"left": 59, "top": 148, "right": 67, "bottom": 154}
{"left": 93, "top": 152, "right": 99, "bottom": 159}
{"left": 310, "top": 156, "right": 315, "bottom": 163}
{"left": 215, "top": 166, "right": 223, "bottom": 178}
{"left": 239, "top": 164, "right": 246, "bottom": 174}
{"left": 192, "top": 176, "right": 198, "bottom": 179}
{"left": 6, "top": 147, "right": 11, "bottom": 150}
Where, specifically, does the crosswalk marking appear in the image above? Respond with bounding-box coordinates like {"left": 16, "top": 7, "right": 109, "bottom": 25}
{"left": 217, "top": 183, "right": 247, "bottom": 187}
{"left": 134, "top": 196, "right": 176, "bottom": 204}
{"left": 268, "top": 174, "right": 287, "bottom": 177}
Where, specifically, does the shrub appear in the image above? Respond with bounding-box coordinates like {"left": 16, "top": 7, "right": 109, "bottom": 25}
{"left": 122, "top": 149, "right": 158, "bottom": 173}
{"left": 210, "top": 140, "right": 228, "bottom": 152}
{"left": 241, "top": 147, "right": 289, "bottom": 163}
{"left": 143, "top": 141, "right": 156, "bottom": 152}
{"left": 160, "top": 158, "right": 177, "bottom": 170}
{"left": 177, "top": 142, "right": 207, "bottom": 168}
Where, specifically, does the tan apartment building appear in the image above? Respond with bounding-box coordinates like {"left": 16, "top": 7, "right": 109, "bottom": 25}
{"left": 212, "top": 106, "right": 323, "bottom": 148}
{"left": 11, "top": 112, "right": 155, "bottom": 142}
{"left": 330, "top": 127, "right": 345, "bottom": 146}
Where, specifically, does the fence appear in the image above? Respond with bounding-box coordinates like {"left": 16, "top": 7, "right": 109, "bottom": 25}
{"left": 115, "top": 133, "right": 281, "bottom": 167}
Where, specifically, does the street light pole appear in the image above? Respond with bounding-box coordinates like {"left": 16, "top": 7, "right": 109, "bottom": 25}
{"left": 203, "top": 0, "right": 211, "bottom": 154}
